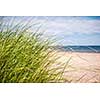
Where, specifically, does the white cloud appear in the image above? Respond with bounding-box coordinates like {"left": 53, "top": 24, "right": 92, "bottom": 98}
{"left": 3, "top": 16, "right": 100, "bottom": 45}
{"left": 35, "top": 17, "right": 100, "bottom": 45}
{"left": 5, "top": 16, "right": 100, "bottom": 35}
{"left": 36, "top": 17, "right": 100, "bottom": 36}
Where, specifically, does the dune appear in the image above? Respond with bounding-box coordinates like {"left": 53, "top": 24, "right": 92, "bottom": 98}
{"left": 56, "top": 51, "right": 100, "bottom": 83}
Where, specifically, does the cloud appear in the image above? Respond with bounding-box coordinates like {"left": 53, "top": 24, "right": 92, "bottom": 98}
{"left": 3, "top": 16, "right": 100, "bottom": 45}
{"left": 5, "top": 16, "right": 100, "bottom": 35}
{"left": 35, "top": 16, "right": 100, "bottom": 45}
{"left": 41, "top": 16, "right": 100, "bottom": 35}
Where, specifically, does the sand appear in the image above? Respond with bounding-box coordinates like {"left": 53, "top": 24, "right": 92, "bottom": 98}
{"left": 56, "top": 51, "right": 100, "bottom": 83}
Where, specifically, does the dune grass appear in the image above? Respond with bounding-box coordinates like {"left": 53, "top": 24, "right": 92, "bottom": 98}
{"left": 0, "top": 17, "right": 69, "bottom": 83}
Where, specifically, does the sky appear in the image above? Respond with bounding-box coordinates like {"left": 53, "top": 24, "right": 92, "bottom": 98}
{"left": 36, "top": 16, "right": 100, "bottom": 46}
{"left": 4, "top": 16, "right": 100, "bottom": 46}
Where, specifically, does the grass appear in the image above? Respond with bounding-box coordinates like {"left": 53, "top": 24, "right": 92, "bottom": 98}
{"left": 0, "top": 17, "right": 69, "bottom": 83}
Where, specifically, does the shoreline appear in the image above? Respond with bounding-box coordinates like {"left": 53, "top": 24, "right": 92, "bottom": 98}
{"left": 56, "top": 50, "right": 100, "bottom": 54}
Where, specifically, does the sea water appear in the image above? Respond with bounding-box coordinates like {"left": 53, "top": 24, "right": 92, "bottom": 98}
{"left": 54, "top": 46, "right": 100, "bottom": 53}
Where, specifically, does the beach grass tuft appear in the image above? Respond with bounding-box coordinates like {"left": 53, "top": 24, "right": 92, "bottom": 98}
{"left": 0, "top": 17, "right": 69, "bottom": 83}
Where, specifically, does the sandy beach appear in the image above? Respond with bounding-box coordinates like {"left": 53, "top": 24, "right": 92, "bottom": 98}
{"left": 56, "top": 51, "right": 100, "bottom": 83}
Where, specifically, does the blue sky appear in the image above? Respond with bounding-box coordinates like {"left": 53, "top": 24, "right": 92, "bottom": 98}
{"left": 33, "top": 16, "right": 100, "bottom": 46}
{"left": 5, "top": 16, "right": 100, "bottom": 46}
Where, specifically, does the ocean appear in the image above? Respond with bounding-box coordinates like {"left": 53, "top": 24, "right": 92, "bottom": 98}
{"left": 53, "top": 46, "right": 100, "bottom": 53}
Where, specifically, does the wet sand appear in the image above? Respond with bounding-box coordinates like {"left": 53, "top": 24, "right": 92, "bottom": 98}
{"left": 56, "top": 51, "right": 100, "bottom": 83}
